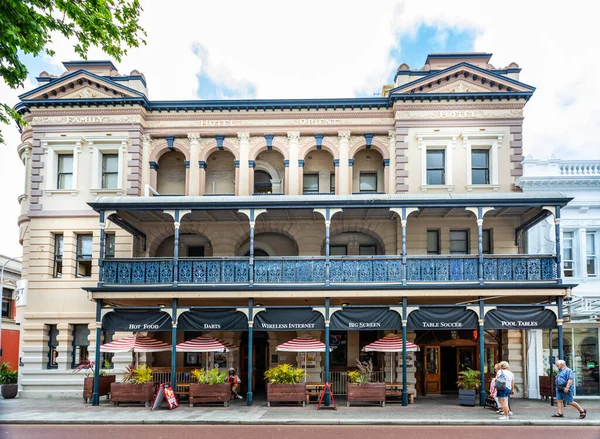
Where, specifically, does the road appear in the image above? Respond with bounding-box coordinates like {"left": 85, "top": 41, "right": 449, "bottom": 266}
{"left": 1, "top": 425, "right": 599, "bottom": 439}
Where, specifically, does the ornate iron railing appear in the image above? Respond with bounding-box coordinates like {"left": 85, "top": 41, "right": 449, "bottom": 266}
{"left": 100, "top": 255, "right": 559, "bottom": 285}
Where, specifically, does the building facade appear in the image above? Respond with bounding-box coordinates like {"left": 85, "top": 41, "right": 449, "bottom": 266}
{"left": 14, "top": 53, "right": 571, "bottom": 403}
{"left": 1, "top": 255, "right": 23, "bottom": 371}
{"left": 519, "top": 157, "right": 600, "bottom": 398}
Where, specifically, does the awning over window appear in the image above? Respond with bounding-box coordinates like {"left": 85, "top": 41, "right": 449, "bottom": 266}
{"left": 407, "top": 306, "right": 478, "bottom": 330}
{"left": 254, "top": 308, "right": 325, "bottom": 331}
{"left": 330, "top": 307, "right": 402, "bottom": 331}
{"left": 484, "top": 306, "right": 557, "bottom": 329}
{"left": 102, "top": 309, "right": 172, "bottom": 332}
{"left": 178, "top": 309, "right": 248, "bottom": 332}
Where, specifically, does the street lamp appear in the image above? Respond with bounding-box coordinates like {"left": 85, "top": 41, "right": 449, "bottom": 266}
{"left": 0, "top": 256, "right": 22, "bottom": 357}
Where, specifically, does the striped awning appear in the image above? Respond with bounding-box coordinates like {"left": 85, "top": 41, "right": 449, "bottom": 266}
{"left": 100, "top": 334, "right": 171, "bottom": 353}
{"left": 176, "top": 336, "right": 230, "bottom": 353}
{"left": 276, "top": 336, "right": 328, "bottom": 352}
{"left": 361, "top": 333, "right": 419, "bottom": 353}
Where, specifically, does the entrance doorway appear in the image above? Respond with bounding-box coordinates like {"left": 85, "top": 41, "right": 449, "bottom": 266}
{"left": 240, "top": 331, "right": 269, "bottom": 394}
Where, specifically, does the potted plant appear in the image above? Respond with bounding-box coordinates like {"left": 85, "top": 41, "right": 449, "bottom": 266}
{"left": 457, "top": 368, "right": 481, "bottom": 406}
{"left": 346, "top": 359, "right": 386, "bottom": 407}
{"left": 0, "top": 362, "right": 18, "bottom": 399}
{"left": 75, "top": 358, "right": 116, "bottom": 403}
{"left": 110, "top": 364, "right": 155, "bottom": 407}
{"left": 264, "top": 363, "right": 306, "bottom": 407}
{"left": 189, "top": 367, "right": 230, "bottom": 407}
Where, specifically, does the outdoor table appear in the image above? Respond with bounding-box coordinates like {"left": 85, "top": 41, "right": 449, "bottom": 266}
{"left": 385, "top": 382, "right": 414, "bottom": 404}
{"left": 305, "top": 382, "right": 326, "bottom": 404}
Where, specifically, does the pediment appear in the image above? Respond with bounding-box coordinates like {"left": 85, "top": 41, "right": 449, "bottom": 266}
{"left": 20, "top": 70, "right": 143, "bottom": 101}
{"left": 390, "top": 63, "right": 535, "bottom": 96}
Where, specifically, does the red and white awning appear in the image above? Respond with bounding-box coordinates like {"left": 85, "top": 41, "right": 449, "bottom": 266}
{"left": 362, "top": 333, "right": 419, "bottom": 353}
{"left": 100, "top": 334, "right": 171, "bottom": 353}
{"left": 176, "top": 336, "right": 230, "bottom": 353}
{"left": 276, "top": 336, "right": 328, "bottom": 352}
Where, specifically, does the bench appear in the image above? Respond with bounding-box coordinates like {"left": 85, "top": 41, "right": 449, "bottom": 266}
{"left": 306, "top": 389, "right": 321, "bottom": 404}
{"left": 385, "top": 390, "right": 415, "bottom": 404}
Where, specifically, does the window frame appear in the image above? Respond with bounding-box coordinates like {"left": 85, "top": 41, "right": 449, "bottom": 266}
{"left": 329, "top": 173, "right": 335, "bottom": 194}
{"left": 253, "top": 170, "right": 273, "bottom": 194}
{"left": 359, "top": 244, "right": 377, "bottom": 256}
{"left": 427, "top": 229, "right": 441, "bottom": 255}
{"left": 359, "top": 172, "right": 378, "bottom": 193}
{"left": 76, "top": 234, "right": 93, "bottom": 278}
{"left": 53, "top": 234, "right": 64, "bottom": 278}
{"left": 71, "top": 324, "right": 90, "bottom": 369}
{"left": 482, "top": 229, "right": 493, "bottom": 255}
{"left": 302, "top": 173, "right": 320, "bottom": 194}
{"left": 101, "top": 153, "right": 119, "bottom": 189}
{"left": 450, "top": 229, "right": 470, "bottom": 255}
{"left": 88, "top": 137, "right": 127, "bottom": 194}
{"left": 586, "top": 231, "right": 598, "bottom": 277}
{"left": 47, "top": 324, "right": 59, "bottom": 369}
{"left": 42, "top": 137, "right": 82, "bottom": 194}
{"left": 471, "top": 149, "right": 490, "bottom": 185}
{"left": 330, "top": 245, "right": 347, "bottom": 256}
{"left": 463, "top": 133, "right": 503, "bottom": 190}
{"left": 2, "top": 288, "right": 13, "bottom": 319}
{"left": 104, "top": 233, "right": 116, "bottom": 258}
{"left": 426, "top": 150, "right": 446, "bottom": 185}
{"left": 56, "top": 154, "right": 74, "bottom": 190}
{"left": 563, "top": 231, "right": 575, "bottom": 277}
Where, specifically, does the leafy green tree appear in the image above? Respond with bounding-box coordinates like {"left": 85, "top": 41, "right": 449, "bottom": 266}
{"left": 0, "top": 0, "right": 147, "bottom": 143}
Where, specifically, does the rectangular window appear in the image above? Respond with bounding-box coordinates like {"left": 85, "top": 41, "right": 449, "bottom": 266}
{"left": 188, "top": 246, "right": 205, "bottom": 257}
{"left": 587, "top": 232, "right": 597, "bottom": 277}
{"left": 427, "top": 230, "right": 440, "bottom": 255}
{"left": 53, "top": 234, "right": 63, "bottom": 278}
{"left": 76, "top": 234, "right": 93, "bottom": 277}
{"left": 359, "top": 173, "right": 377, "bottom": 193}
{"left": 359, "top": 245, "right": 377, "bottom": 256}
{"left": 330, "top": 245, "right": 347, "bottom": 256}
{"left": 184, "top": 332, "right": 203, "bottom": 367}
{"left": 329, "top": 331, "right": 347, "bottom": 367}
{"left": 426, "top": 150, "right": 445, "bottom": 185}
{"left": 482, "top": 229, "right": 492, "bottom": 255}
{"left": 47, "top": 324, "right": 59, "bottom": 369}
{"left": 2, "top": 288, "right": 13, "bottom": 319}
{"left": 330, "top": 173, "right": 335, "bottom": 193}
{"left": 563, "top": 231, "right": 574, "bottom": 277}
{"left": 104, "top": 234, "right": 115, "bottom": 258}
{"left": 450, "top": 230, "right": 469, "bottom": 255}
{"left": 57, "top": 154, "right": 73, "bottom": 189}
{"left": 471, "top": 149, "right": 490, "bottom": 185}
{"left": 302, "top": 174, "right": 319, "bottom": 194}
{"left": 101, "top": 154, "right": 119, "bottom": 189}
{"left": 71, "top": 324, "right": 90, "bottom": 368}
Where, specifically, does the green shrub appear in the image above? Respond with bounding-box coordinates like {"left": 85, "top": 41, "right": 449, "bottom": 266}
{"left": 191, "top": 367, "right": 227, "bottom": 385}
{"left": 122, "top": 364, "right": 153, "bottom": 384}
{"left": 457, "top": 368, "right": 481, "bottom": 391}
{"left": 348, "top": 359, "right": 375, "bottom": 384}
{"left": 0, "top": 362, "right": 18, "bottom": 385}
{"left": 264, "top": 364, "right": 305, "bottom": 384}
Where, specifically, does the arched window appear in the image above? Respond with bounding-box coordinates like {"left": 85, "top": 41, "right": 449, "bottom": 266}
{"left": 157, "top": 151, "right": 186, "bottom": 195}
{"left": 254, "top": 170, "right": 272, "bottom": 194}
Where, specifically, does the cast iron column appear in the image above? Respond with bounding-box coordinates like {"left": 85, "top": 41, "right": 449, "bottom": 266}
{"left": 557, "top": 297, "right": 564, "bottom": 360}
{"left": 477, "top": 207, "right": 484, "bottom": 285}
{"left": 555, "top": 206, "right": 561, "bottom": 284}
{"left": 401, "top": 208, "right": 407, "bottom": 286}
{"left": 171, "top": 298, "right": 178, "bottom": 390}
{"left": 173, "top": 210, "right": 180, "bottom": 286}
{"left": 249, "top": 209, "right": 255, "bottom": 286}
{"left": 549, "top": 329, "right": 554, "bottom": 407}
{"left": 247, "top": 298, "right": 254, "bottom": 406}
{"left": 92, "top": 299, "right": 103, "bottom": 406}
{"left": 98, "top": 211, "right": 105, "bottom": 286}
{"left": 324, "top": 297, "right": 331, "bottom": 405}
{"left": 325, "top": 209, "right": 331, "bottom": 286}
{"left": 402, "top": 297, "right": 408, "bottom": 406}
{"left": 479, "top": 298, "right": 486, "bottom": 406}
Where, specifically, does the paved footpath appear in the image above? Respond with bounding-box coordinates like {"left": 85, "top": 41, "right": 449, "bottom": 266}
{"left": 1, "top": 395, "right": 599, "bottom": 426}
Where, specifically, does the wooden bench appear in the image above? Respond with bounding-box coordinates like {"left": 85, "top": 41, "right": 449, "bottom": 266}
{"left": 306, "top": 389, "right": 321, "bottom": 404}
{"left": 385, "top": 390, "right": 415, "bottom": 404}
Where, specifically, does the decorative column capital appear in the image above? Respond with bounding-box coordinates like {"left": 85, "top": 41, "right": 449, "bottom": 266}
{"left": 388, "top": 130, "right": 395, "bottom": 139}
{"left": 287, "top": 131, "right": 300, "bottom": 142}
{"left": 338, "top": 131, "right": 351, "bottom": 142}
{"left": 187, "top": 133, "right": 201, "bottom": 143}
{"left": 143, "top": 134, "right": 152, "bottom": 146}
{"left": 238, "top": 132, "right": 250, "bottom": 142}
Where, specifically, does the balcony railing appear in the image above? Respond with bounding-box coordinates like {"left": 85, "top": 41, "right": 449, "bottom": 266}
{"left": 100, "top": 254, "right": 558, "bottom": 286}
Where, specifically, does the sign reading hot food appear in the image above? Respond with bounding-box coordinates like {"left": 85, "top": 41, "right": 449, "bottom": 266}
{"left": 330, "top": 307, "right": 402, "bottom": 331}
{"left": 178, "top": 309, "right": 248, "bottom": 332}
{"left": 254, "top": 308, "right": 325, "bottom": 331}
{"left": 484, "top": 307, "right": 557, "bottom": 329}
{"left": 407, "top": 307, "right": 478, "bottom": 330}
{"left": 102, "top": 309, "right": 172, "bottom": 332}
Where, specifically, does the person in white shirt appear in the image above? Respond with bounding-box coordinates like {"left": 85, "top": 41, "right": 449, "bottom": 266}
{"left": 496, "top": 361, "right": 515, "bottom": 420}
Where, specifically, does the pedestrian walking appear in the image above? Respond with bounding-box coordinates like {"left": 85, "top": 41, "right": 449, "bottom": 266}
{"left": 551, "top": 359, "right": 587, "bottom": 419}
{"left": 495, "top": 361, "right": 514, "bottom": 420}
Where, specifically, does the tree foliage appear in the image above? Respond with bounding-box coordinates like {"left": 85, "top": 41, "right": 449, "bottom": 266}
{"left": 0, "top": 0, "right": 146, "bottom": 143}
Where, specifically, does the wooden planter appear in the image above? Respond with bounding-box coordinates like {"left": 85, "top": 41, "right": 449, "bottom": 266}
{"left": 458, "top": 389, "right": 478, "bottom": 406}
{"left": 539, "top": 376, "right": 552, "bottom": 400}
{"left": 110, "top": 382, "right": 155, "bottom": 407}
{"left": 189, "top": 383, "right": 231, "bottom": 407}
{"left": 1, "top": 384, "right": 18, "bottom": 399}
{"left": 83, "top": 375, "right": 116, "bottom": 403}
{"left": 347, "top": 383, "right": 386, "bottom": 407}
{"left": 267, "top": 383, "right": 306, "bottom": 407}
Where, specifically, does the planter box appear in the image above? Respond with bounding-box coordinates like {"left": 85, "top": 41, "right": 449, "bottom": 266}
{"left": 347, "top": 383, "right": 386, "bottom": 407}
{"left": 83, "top": 375, "right": 116, "bottom": 403}
{"left": 1, "top": 384, "right": 18, "bottom": 399}
{"left": 539, "top": 376, "right": 552, "bottom": 400}
{"left": 458, "top": 389, "right": 478, "bottom": 406}
{"left": 189, "top": 383, "right": 230, "bottom": 407}
{"left": 267, "top": 383, "right": 306, "bottom": 407}
{"left": 110, "top": 382, "right": 155, "bottom": 407}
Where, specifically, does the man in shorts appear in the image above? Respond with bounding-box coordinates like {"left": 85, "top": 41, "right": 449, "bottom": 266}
{"left": 552, "top": 359, "right": 586, "bottom": 419}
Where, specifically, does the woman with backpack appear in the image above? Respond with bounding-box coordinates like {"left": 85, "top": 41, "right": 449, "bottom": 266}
{"left": 495, "top": 361, "right": 515, "bottom": 420}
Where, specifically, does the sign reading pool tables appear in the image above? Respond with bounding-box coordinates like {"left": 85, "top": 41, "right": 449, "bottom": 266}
{"left": 484, "top": 307, "right": 557, "bottom": 329}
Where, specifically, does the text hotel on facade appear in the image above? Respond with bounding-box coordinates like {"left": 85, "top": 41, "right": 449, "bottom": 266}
{"left": 13, "top": 53, "right": 573, "bottom": 404}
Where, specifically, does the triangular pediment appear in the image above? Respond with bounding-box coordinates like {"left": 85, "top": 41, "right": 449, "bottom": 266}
{"left": 20, "top": 70, "right": 143, "bottom": 101}
{"left": 390, "top": 62, "right": 535, "bottom": 96}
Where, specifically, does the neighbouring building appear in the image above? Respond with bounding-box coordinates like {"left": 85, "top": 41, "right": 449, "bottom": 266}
{"left": 1, "top": 255, "right": 22, "bottom": 371}
{"left": 13, "top": 53, "right": 572, "bottom": 403}
{"left": 519, "top": 157, "right": 600, "bottom": 398}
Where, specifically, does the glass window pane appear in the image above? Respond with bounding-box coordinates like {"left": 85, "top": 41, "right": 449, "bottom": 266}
{"left": 482, "top": 229, "right": 492, "bottom": 254}
{"left": 472, "top": 169, "right": 488, "bottom": 185}
{"left": 427, "top": 170, "right": 445, "bottom": 185}
{"left": 55, "top": 235, "right": 63, "bottom": 256}
{"left": 330, "top": 174, "right": 335, "bottom": 193}
{"left": 472, "top": 150, "right": 489, "bottom": 168}
{"left": 105, "top": 234, "right": 115, "bottom": 257}
{"left": 359, "top": 245, "right": 377, "bottom": 255}
{"left": 59, "top": 174, "right": 73, "bottom": 189}
{"left": 587, "top": 257, "right": 596, "bottom": 276}
{"left": 359, "top": 173, "right": 377, "bottom": 192}
{"left": 330, "top": 246, "right": 347, "bottom": 256}
{"left": 426, "top": 151, "right": 444, "bottom": 168}
{"left": 587, "top": 233, "right": 596, "bottom": 255}
{"left": 78, "top": 235, "right": 93, "bottom": 256}
{"left": 59, "top": 155, "right": 73, "bottom": 172}
{"left": 427, "top": 230, "right": 439, "bottom": 254}
{"left": 450, "top": 230, "right": 468, "bottom": 254}
{"left": 303, "top": 174, "right": 319, "bottom": 193}
{"left": 103, "top": 155, "right": 118, "bottom": 172}
{"left": 103, "top": 173, "right": 118, "bottom": 189}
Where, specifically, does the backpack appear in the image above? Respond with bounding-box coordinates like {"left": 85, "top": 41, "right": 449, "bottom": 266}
{"left": 495, "top": 371, "right": 507, "bottom": 392}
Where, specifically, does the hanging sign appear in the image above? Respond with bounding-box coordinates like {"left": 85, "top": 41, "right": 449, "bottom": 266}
{"left": 151, "top": 382, "right": 179, "bottom": 410}
{"left": 14, "top": 280, "right": 28, "bottom": 307}
{"left": 254, "top": 308, "right": 325, "bottom": 331}
{"left": 407, "top": 307, "right": 478, "bottom": 330}
{"left": 330, "top": 307, "right": 402, "bottom": 331}
{"left": 484, "top": 307, "right": 557, "bottom": 329}
{"left": 102, "top": 309, "right": 172, "bottom": 332}
{"left": 178, "top": 309, "right": 248, "bottom": 331}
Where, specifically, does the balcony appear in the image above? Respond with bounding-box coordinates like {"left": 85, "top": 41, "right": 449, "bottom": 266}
{"left": 100, "top": 254, "right": 558, "bottom": 287}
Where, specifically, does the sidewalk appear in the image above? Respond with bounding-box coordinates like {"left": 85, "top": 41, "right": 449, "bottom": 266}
{"left": 1, "top": 395, "right": 599, "bottom": 426}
